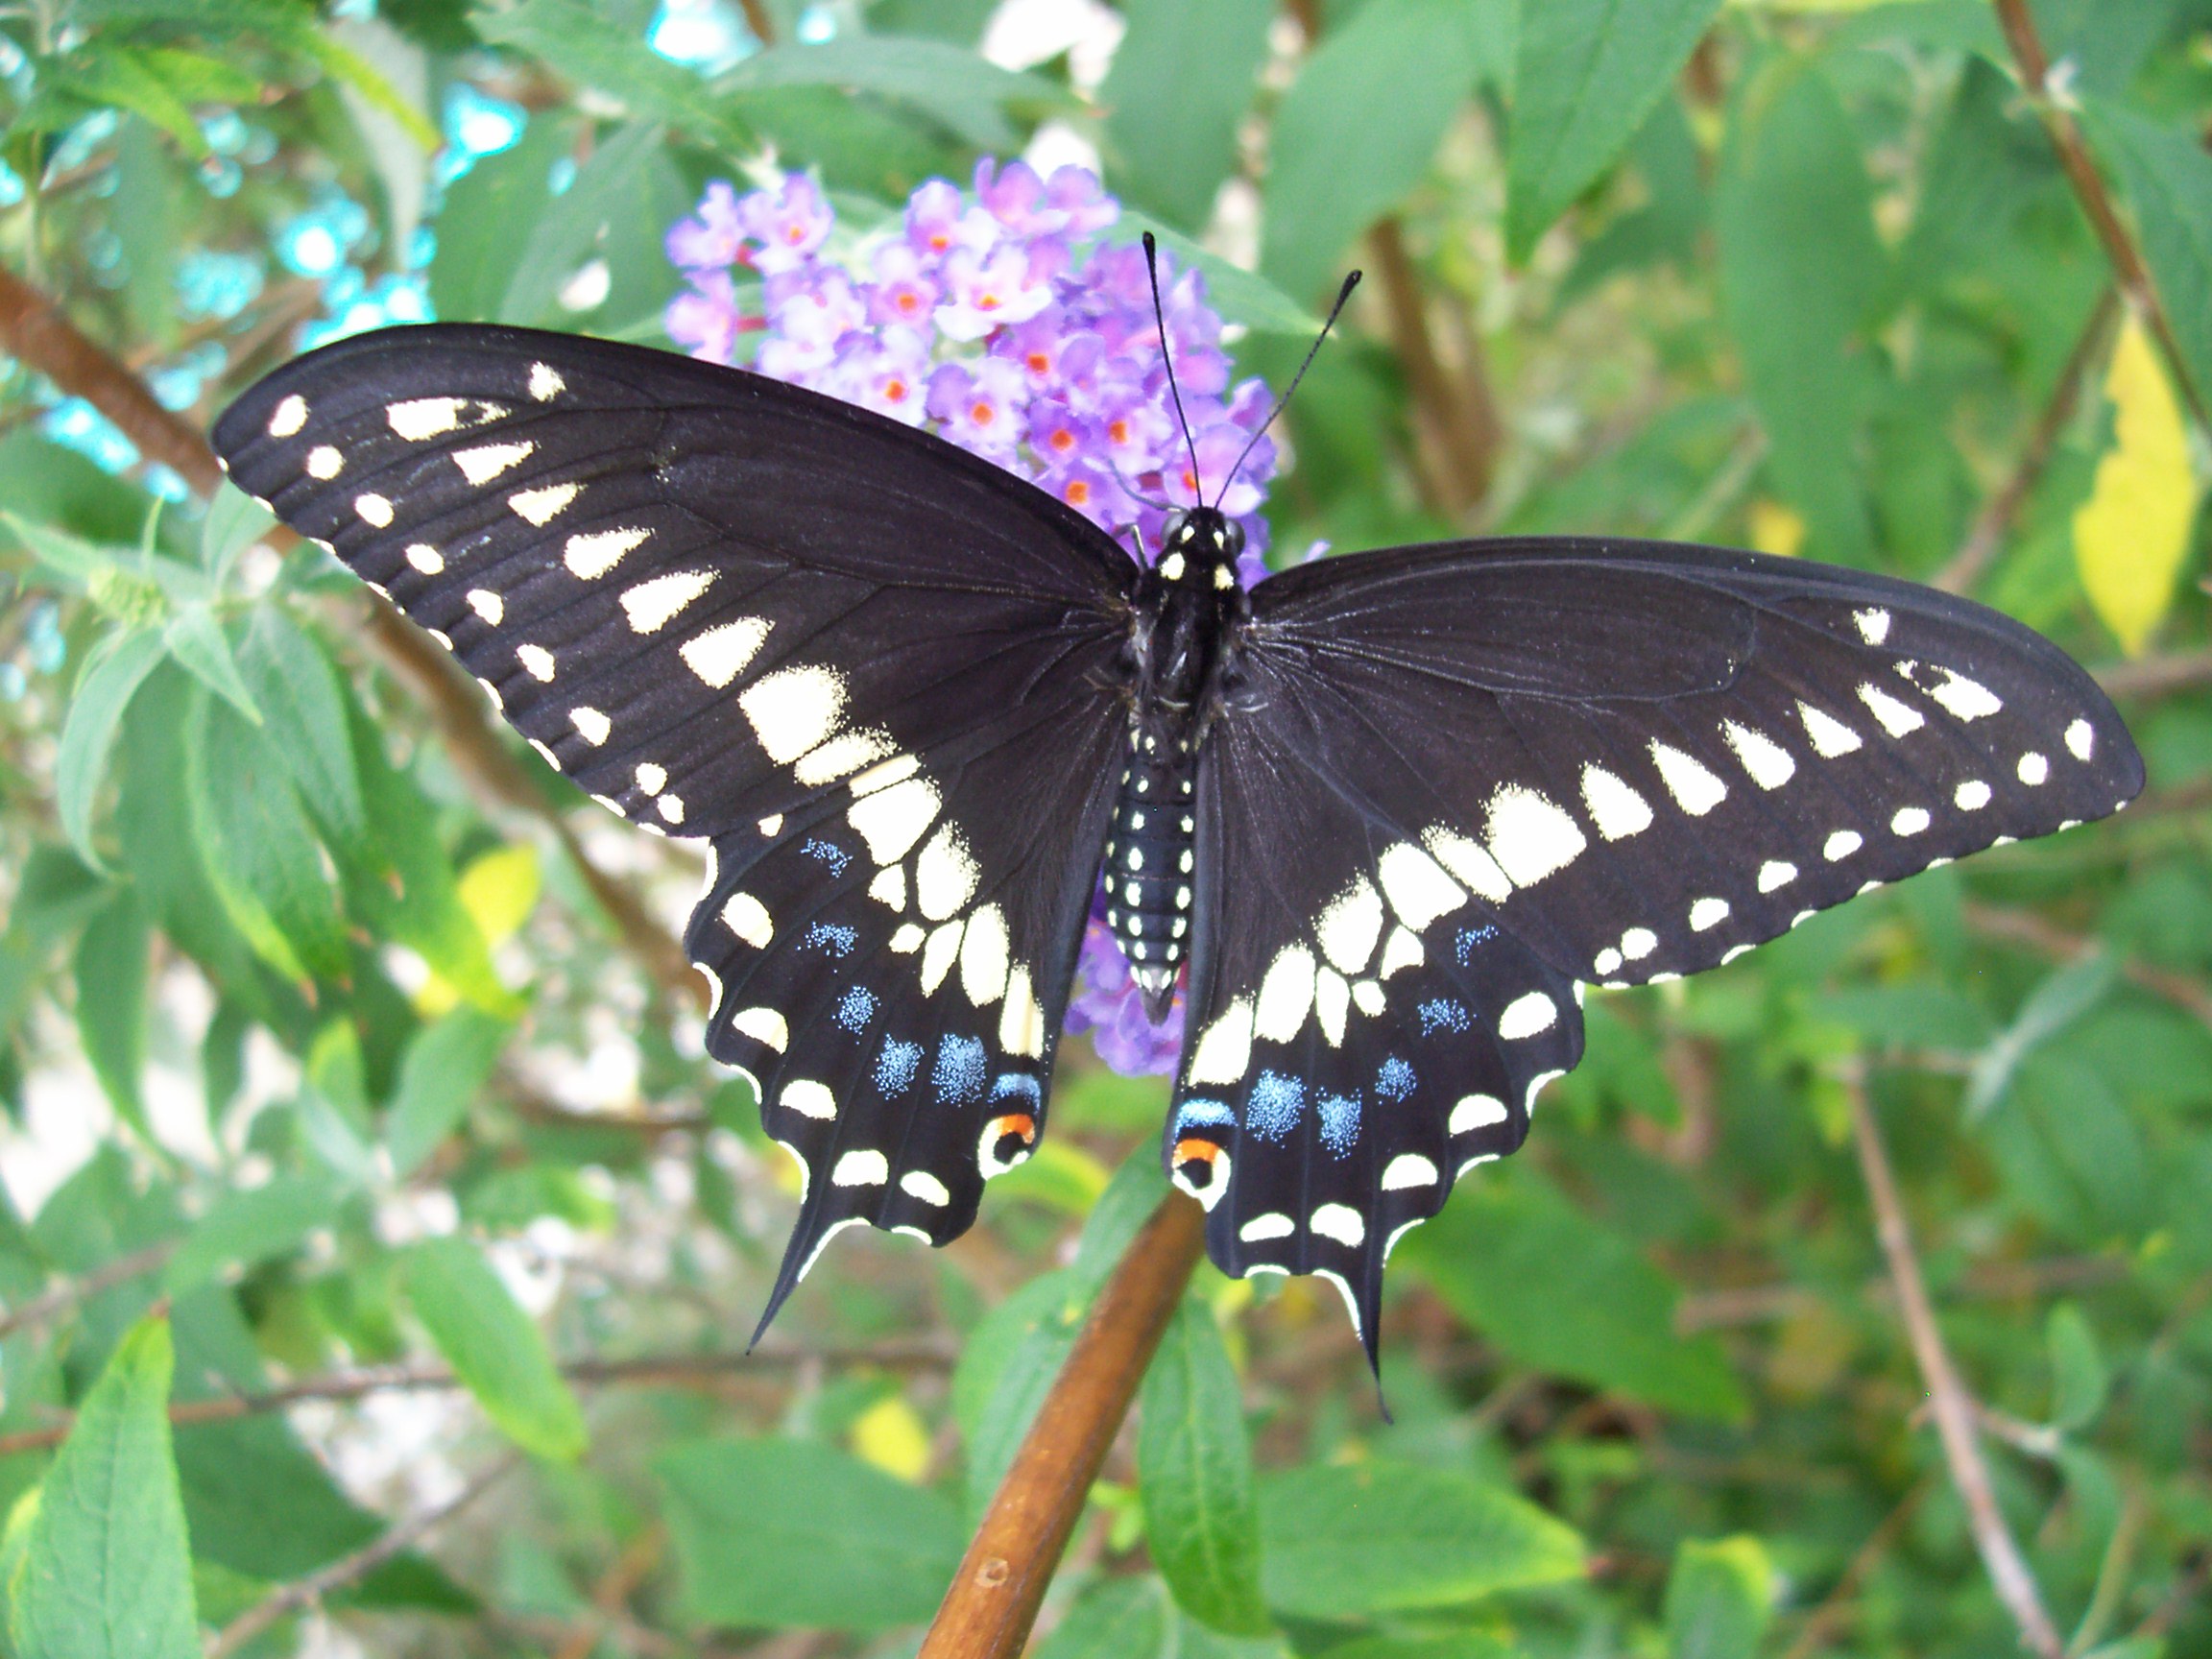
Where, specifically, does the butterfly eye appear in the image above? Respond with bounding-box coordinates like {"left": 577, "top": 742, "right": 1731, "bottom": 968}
{"left": 1161, "top": 509, "right": 1190, "bottom": 546}
{"left": 1223, "top": 520, "right": 1246, "bottom": 556}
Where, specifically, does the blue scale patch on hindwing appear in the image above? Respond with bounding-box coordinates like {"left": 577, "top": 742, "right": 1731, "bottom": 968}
{"left": 875, "top": 1039, "right": 922, "bottom": 1095}
{"left": 1317, "top": 1091, "right": 1361, "bottom": 1156}
{"left": 932, "top": 1034, "right": 987, "bottom": 1106}
{"left": 1246, "top": 1070, "right": 1305, "bottom": 1142}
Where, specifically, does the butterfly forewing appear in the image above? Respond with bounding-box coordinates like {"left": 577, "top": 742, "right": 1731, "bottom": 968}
{"left": 1243, "top": 539, "right": 2143, "bottom": 989}
{"left": 212, "top": 324, "right": 1136, "bottom": 1309}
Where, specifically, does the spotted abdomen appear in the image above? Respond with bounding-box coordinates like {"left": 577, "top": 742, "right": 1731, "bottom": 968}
{"left": 1104, "top": 726, "right": 1196, "bottom": 990}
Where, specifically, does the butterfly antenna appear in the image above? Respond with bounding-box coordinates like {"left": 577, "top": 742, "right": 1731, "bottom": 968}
{"left": 1213, "top": 268, "right": 1361, "bottom": 511}
{"left": 1142, "top": 231, "right": 1204, "bottom": 501}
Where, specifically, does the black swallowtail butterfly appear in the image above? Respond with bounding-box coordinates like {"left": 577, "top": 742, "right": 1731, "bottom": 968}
{"left": 213, "top": 304, "right": 2142, "bottom": 1361}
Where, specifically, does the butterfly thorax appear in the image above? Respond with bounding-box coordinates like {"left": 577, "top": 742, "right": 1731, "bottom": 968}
{"left": 1107, "top": 507, "right": 1247, "bottom": 1021}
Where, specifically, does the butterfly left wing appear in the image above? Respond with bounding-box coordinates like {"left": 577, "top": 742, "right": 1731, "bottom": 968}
{"left": 212, "top": 324, "right": 1138, "bottom": 1323}
{"left": 1168, "top": 535, "right": 2142, "bottom": 1354}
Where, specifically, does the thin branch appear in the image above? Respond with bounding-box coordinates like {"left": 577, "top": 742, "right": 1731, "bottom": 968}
{"left": 1961, "top": 900, "right": 2212, "bottom": 1032}
{"left": 204, "top": 1454, "right": 520, "bottom": 1658}
{"left": 919, "top": 1190, "right": 1207, "bottom": 1659}
{"left": 1675, "top": 1254, "right": 2128, "bottom": 1334}
{"left": 1934, "top": 288, "right": 2117, "bottom": 596}
{"left": 554, "top": 1523, "right": 666, "bottom": 1659}
{"left": 2093, "top": 646, "right": 2212, "bottom": 703}
{"left": 1990, "top": 0, "right": 2208, "bottom": 430}
{"left": 0, "top": 259, "right": 702, "bottom": 1011}
{"left": 1846, "top": 1074, "right": 2065, "bottom": 1659}
{"left": 0, "top": 1340, "right": 957, "bottom": 1458}
{"left": 1367, "top": 217, "right": 1500, "bottom": 517}
{"left": 0, "top": 1241, "right": 176, "bottom": 1342}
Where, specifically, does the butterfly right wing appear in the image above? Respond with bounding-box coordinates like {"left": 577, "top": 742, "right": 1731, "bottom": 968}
{"left": 213, "top": 324, "right": 1138, "bottom": 1319}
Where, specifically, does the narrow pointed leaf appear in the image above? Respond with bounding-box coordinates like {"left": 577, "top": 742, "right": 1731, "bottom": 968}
{"left": 405, "top": 1235, "right": 587, "bottom": 1460}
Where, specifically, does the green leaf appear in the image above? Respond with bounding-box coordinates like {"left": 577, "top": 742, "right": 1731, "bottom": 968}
{"left": 235, "top": 606, "right": 367, "bottom": 857}
{"left": 295, "top": 28, "right": 440, "bottom": 153}
{"left": 50, "top": 47, "right": 210, "bottom": 156}
{"left": 1713, "top": 57, "right": 1883, "bottom": 564}
{"left": 428, "top": 114, "right": 573, "bottom": 325}
{"left": 2082, "top": 101, "right": 2212, "bottom": 419}
{"left": 2, "top": 510, "right": 125, "bottom": 589}
{"left": 198, "top": 482, "right": 276, "bottom": 585}
{"left": 1260, "top": 0, "right": 1489, "bottom": 304}
{"left": 497, "top": 121, "right": 681, "bottom": 327}
{"left": 1257, "top": 1461, "right": 1583, "bottom": 1616}
{"left": 55, "top": 628, "right": 165, "bottom": 872}
{"left": 957, "top": 1268, "right": 1088, "bottom": 1511}
{"left": 9, "top": 1317, "right": 199, "bottom": 1659}
{"left": 1100, "top": 0, "right": 1274, "bottom": 230}
{"left": 73, "top": 890, "right": 150, "bottom": 1138}
{"left": 1034, "top": 1577, "right": 1170, "bottom": 1658}
{"left": 404, "top": 1236, "right": 587, "bottom": 1461}
{"left": 1664, "top": 1535, "right": 1774, "bottom": 1659}
{"left": 656, "top": 1437, "right": 963, "bottom": 1628}
{"left": 386, "top": 1008, "right": 512, "bottom": 1177}
{"left": 182, "top": 689, "right": 350, "bottom": 983}
{"left": 1139, "top": 1301, "right": 1268, "bottom": 1634}
{"left": 1503, "top": 0, "right": 1722, "bottom": 262}
{"left": 162, "top": 1171, "right": 347, "bottom": 1293}
{"left": 2047, "top": 1302, "right": 2108, "bottom": 1430}
{"left": 472, "top": 0, "right": 747, "bottom": 149}
{"left": 1398, "top": 1173, "right": 1746, "bottom": 1419}
{"left": 1108, "top": 214, "right": 1324, "bottom": 337}
{"left": 1987, "top": 1054, "right": 2152, "bottom": 1242}
{"left": 162, "top": 605, "right": 262, "bottom": 724}
{"left": 1965, "top": 950, "right": 2118, "bottom": 1120}
{"left": 725, "top": 37, "right": 1069, "bottom": 154}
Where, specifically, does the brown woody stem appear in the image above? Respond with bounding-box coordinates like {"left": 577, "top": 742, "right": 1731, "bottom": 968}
{"left": 1990, "top": 0, "right": 2208, "bottom": 430}
{"left": 1367, "top": 217, "right": 1499, "bottom": 517}
{"left": 1846, "top": 1076, "right": 2064, "bottom": 1659}
{"left": 1934, "top": 287, "right": 2116, "bottom": 596}
{"left": 918, "top": 1190, "right": 1207, "bottom": 1659}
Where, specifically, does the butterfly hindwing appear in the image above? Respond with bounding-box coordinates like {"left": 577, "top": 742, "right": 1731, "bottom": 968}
{"left": 212, "top": 325, "right": 1137, "bottom": 1305}
{"left": 1168, "top": 653, "right": 1584, "bottom": 1354}
{"left": 689, "top": 661, "right": 1121, "bottom": 1324}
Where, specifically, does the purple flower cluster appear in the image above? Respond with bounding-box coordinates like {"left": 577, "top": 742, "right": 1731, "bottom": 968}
{"left": 663, "top": 159, "right": 1282, "bottom": 1074}
{"left": 663, "top": 160, "right": 1278, "bottom": 581}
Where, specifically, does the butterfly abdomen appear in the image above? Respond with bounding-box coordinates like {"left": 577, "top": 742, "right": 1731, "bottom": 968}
{"left": 1105, "top": 722, "right": 1196, "bottom": 1014}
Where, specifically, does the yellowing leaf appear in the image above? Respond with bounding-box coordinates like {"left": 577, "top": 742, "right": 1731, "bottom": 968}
{"left": 2074, "top": 315, "right": 2202, "bottom": 656}
{"left": 849, "top": 1394, "right": 932, "bottom": 1482}
{"left": 1747, "top": 498, "right": 1807, "bottom": 558}
{"left": 459, "top": 843, "right": 541, "bottom": 946}
{"left": 419, "top": 844, "right": 540, "bottom": 1015}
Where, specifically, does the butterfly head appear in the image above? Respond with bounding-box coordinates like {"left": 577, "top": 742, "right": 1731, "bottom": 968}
{"left": 1157, "top": 506, "right": 1243, "bottom": 590}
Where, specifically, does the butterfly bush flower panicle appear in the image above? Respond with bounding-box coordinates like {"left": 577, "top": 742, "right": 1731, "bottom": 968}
{"left": 662, "top": 156, "right": 1284, "bottom": 1072}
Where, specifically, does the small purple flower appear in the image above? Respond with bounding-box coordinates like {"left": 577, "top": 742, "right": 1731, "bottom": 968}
{"left": 867, "top": 240, "right": 940, "bottom": 329}
{"left": 936, "top": 241, "right": 1054, "bottom": 342}
{"left": 665, "top": 270, "right": 751, "bottom": 362}
{"left": 830, "top": 326, "right": 931, "bottom": 423}
{"left": 1044, "top": 166, "right": 1118, "bottom": 235}
{"left": 1063, "top": 891, "right": 1183, "bottom": 1074}
{"left": 926, "top": 358, "right": 1026, "bottom": 456}
{"left": 666, "top": 180, "right": 748, "bottom": 273}
{"left": 738, "top": 174, "right": 832, "bottom": 273}
{"left": 906, "top": 179, "right": 994, "bottom": 261}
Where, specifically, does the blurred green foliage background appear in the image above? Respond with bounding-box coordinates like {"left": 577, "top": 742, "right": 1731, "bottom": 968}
{"left": 0, "top": 0, "right": 2208, "bottom": 1655}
